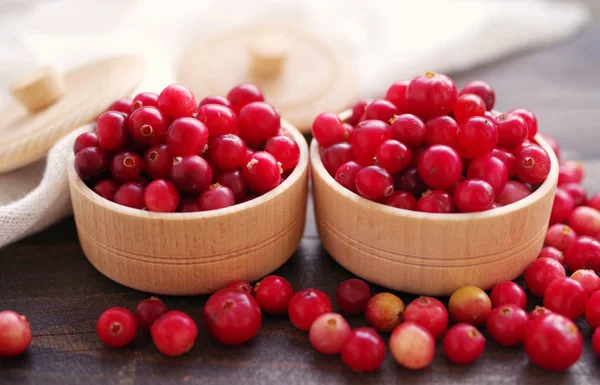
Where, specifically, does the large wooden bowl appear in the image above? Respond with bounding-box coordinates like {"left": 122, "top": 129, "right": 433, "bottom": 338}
{"left": 68, "top": 120, "right": 308, "bottom": 295}
{"left": 311, "top": 111, "right": 559, "bottom": 296}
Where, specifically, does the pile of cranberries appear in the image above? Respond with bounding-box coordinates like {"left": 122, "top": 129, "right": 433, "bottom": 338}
{"left": 314, "top": 72, "right": 553, "bottom": 213}
{"left": 73, "top": 83, "right": 300, "bottom": 212}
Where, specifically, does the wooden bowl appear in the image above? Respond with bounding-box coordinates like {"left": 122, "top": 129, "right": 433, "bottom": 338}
{"left": 311, "top": 110, "right": 559, "bottom": 296}
{"left": 68, "top": 120, "right": 308, "bottom": 295}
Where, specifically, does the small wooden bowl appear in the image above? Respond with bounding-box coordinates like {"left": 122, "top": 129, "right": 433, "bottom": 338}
{"left": 311, "top": 110, "right": 559, "bottom": 296}
{"left": 68, "top": 120, "right": 308, "bottom": 295}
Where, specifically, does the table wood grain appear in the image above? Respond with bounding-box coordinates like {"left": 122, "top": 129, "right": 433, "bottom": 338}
{"left": 2, "top": 26, "right": 600, "bottom": 385}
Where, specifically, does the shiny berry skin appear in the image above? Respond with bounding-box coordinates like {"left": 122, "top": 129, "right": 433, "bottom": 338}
{"left": 238, "top": 102, "right": 281, "bottom": 147}
{"left": 132, "top": 92, "right": 158, "bottom": 111}
{"left": 348, "top": 99, "right": 373, "bottom": 126}
{"left": 495, "top": 113, "right": 528, "bottom": 149}
{"left": 128, "top": 106, "right": 168, "bottom": 146}
{"left": 539, "top": 247, "right": 564, "bottom": 262}
{"left": 157, "top": 84, "right": 197, "bottom": 119}
{"left": 460, "top": 80, "right": 495, "bottom": 110}
{"left": 134, "top": 297, "right": 168, "bottom": 330}
{"left": 417, "top": 190, "right": 454, "bottom": 213}
{"left": 96, "top": 307, "right": 137, "bottom": 348}
{"left": 529, "top": 306, "right": 552, "bottom": 320}
{"left": 443, "top": 323, "right": 485, "bottom": 364}
{"left": 491, "top": 147, "right": 517, "bottom": 178}
{"left": 321, "top": 142, "right": 353, "bottom": 176}
{"left": 364, "top": 99, "right": 397, "bottom": 122}
{"left": 335, "top": 161, "right": 362, "bottom": 193}
{"left": 589, "top": 193, "right": 600, "bottom": 211}
{"left": 202, "top": 288, "right": 261, "bottom": 345}
{"left": 384, "top": 80, "right": 409, "bottom": 112}
{"left": 568, "top": 206, "right": 600, "bottom": 238}
{"left": 73, "top": 132, "right": 99, "bottom": 155}
{"left": 343, "top": 123, "right": 354, "bottom": 141}
{"left": 265, "top": 135, "right": 300, "bottom": 171}
{"left": 243, "top": 151, "right": 281, "bottom": 194}
{"left": 545, "top": 224, "right": 577, "bottom": 251}
{"left": 208, "top": 134, "right": 247, "bottom": 170}
{"left": 341, "top": 328, "right": 385, "bottom": 372}
{"left": 216, "top": 169, "right": 247, "bottom": 202}
{"left": 226, "top": 280, "right": 254, "bottom": 296}
{"left": 309, "top": 313, "right": 351, "bottom": 355}
{"left": 467, "top": 155, "right": 508, "bottom": 195}
{"left": 586, "top": 291, "right": 600, "bottom": 328}
{"left": 448, "top": 286, "right": 491, "bottom": 326}
{"left": 151, "top": 311, "right": 198, "bottom": 356}
{"left": 558, "top": 161, "right": 584, "bottom": 185}
{"left": 166, "top": 117, "right": 209, "bottom": 157}
{"left": 170, "top": 155, "right": 213, "bottom": 194}
{"left": 0, "top": 310, "right": 32, "bottom": 357}
{"left": 496, "top": 180, "right": 531, "bottom": 206}
{"left": 74, "top": 147, "right": 109, "bottom": 180}
{"left": 453, "top": 93, "right": 486, "bottom": 124}
{"left": 417, "top": 145, "right": 462, "bottom": 190}
{"left": 425, "top": 116, "right": 459, "bottom": 147}
{"left": 384, "top": 191, "right": 418, "bottom": 210}
{"left": 364, "top": 292, "right": 405, "bottom": 332}
{"left": 226, "top": 83, "right": 264, "bottom": 114}
{"left": 198, "top": 95, "right": 231, "bottom": 108}
{"left": 508, "top": 108, "right": 538, "bottom": 140}
{"left": 487, "top": 304, "right": 528, "bottom": 347}
{"left": 390, "top": 113, "right": 426, "bottom": 148}
{"left": 544, "top": 277, "right": 587, "bottom": 320}
{"left": 454, "top": 179, "right": 495, "bottom": 212}
{"left": 403, "top": 296, "right": 448, "bottom": 339}
{"left": 108, "top": 98, "right": 133, "bottom": 114}
{"left": 113, "top": 182, "right": 145, "bottom": 209}
{"left": 195, "top": 104, "right": 238, "bottom": 140}
{"left": 389, "top": 322, "right": 435, "bottom": 369}
{"left": 456, "top": 116, "right": 498, "bottom": 158}
{"left": 549, "top": 188, "right": 575, "bottom": 225}
{"left": 355, "top": 166, "right": 394, "bottom": 201}
{"left": 96, "top": 111, "right": 129, "bottom": 152}
{"left": 93, "top": 179, "right": 118, "bottom": 201}
{"left": 144, "top": 179, "right": 179, "bottom": 212}
{"left": 490, "top": 281, "right": 527, "bottom": 309}
{"left": 515, "top": 144, "right": 551, "bottom": 184}
{"left": 406, "top": 72, "right": 457, "bottom": 120}
{"left": 254, "top": 275, "right": 294, "bottom": 315}
{"left": 110, "top": 152, "right": 143, "bottom": 183}
{"left": 523, "top": 257, "right": 566, "bottom": 297}
{"left": 336, "top": 278, "right": 371, "bottom": 315}
{"left": 288, "top": 289, "right": 332, "bottom": 331}
{"left": 396, "top": 168, "right": 427, "bottom": 196}
{"left": 143, "top": 144, "right": 172, "bottom": 179}
{"left": 374, "top": 139, "right": 411, "bottom": 173}
{"left": 351, "top": 120, "right": 392, "bottom": 165}
{"left": 571, "top": 269, "right": 600, "bottom": 297}
{"left": 198, "top": 184, "right": 235, "bottom": 211}
{"left": 524, "top": 313, "right": 581, "bottom": 371}
{"left": 560, "top": 183, "right": 587, "bottom": 207}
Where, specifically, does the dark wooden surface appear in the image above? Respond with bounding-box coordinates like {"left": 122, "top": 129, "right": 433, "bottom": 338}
{"left": 2, "top": 26, "right": 600, "bottom": 385}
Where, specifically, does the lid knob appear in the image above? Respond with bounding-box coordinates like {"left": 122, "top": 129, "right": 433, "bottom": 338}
{"left": 249, "top": 34, "right": 290, "bottom": 77}
{"left": 10, "top": 66, "right": 66, "bottom": 113}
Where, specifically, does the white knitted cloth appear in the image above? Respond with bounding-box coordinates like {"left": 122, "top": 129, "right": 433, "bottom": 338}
{"left": 0, "top": 0, "right": 589, "bottom": 248}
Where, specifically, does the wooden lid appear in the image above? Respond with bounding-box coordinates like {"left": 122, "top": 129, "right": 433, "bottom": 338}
{"left": 178, "top": 23, "right": 358, "bottom": 133}
{"left": 0, "top": 56, "right": 146, "bottom": 173}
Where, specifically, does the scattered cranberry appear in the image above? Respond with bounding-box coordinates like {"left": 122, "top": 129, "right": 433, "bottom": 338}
{"left": 226, "top": 83, "right": 265, "bottom": 114}
{"left": 448, "top": 285, "right": 491, "bottom": 326}
{"left": 134, "top": 297, "right": 168, "bottom": 330}
{"left": 558, "top": 161, "right": 584, "bottom": 185}
{"left": 406, "top": 72, "right": 457, "bottom": 120}
{"left": 226, "top": 280, "right": 254, "bottom": 296}
{"left": 74, "top": 147, "right": 109, "bottom": 180}
{"left": 195, "top": 104, "right": 238, "bottom": 139}
{"left": 243, "top": 151, "right": 282, "bottom": 195}
{"left": 385, "top": 81, "right": 409, "bottom": 112}
{"left": 456, "top": 116, "right": 498, "bottom": 158}
{"left": 0, "top": 310, "right": 32, "bottom": 357}
{"left": 443, "top": 323, "right": 485, "bottom": 364}
{"left": 561, "top": 183, "right": 587, "bottom": 207}
{"left": 198, "top": 95, "right": 231, "bottom": 108}
{"left": 144, "top": 179, "right": 179, "bottom": 212}
{"left": 568, "top": 206, "right": 600, "bottom": 238}
{"left": 216, "top": 169, "right": 247, "bottom": 202}
{"left": 351, "top": 119, "right": 392, "bottom": 165}
{"left": 390, "top": 114, "right": 426, "bottom": 148}
{"left": 341, "top": 328, "right": 386, "bottom": 372}
{"left": 309, "top": 313, "right": 351, "bottom": 355}
{"left": 496, "top": 180, "right": 531, "bottom": 206}
{"left": 108, "top": 98, "right": 133, "bottom": 114}
{"left": 384, "top": 190, "right": 418, "bottom": 210}
{"left": 524, "top": 257, "right": 566, "bottom": 297}
{"left": 288, "top": 289, "right": 332, "bottom": 331}
{"left": 208, "top": 134, "right": 247, "bottom": 170}
{"left": 425, "top": 116, "right": 459, "bottom": 147}
{"left": 495, "top": 113, "right": 528, "bottom": 150}
{"left": 490, "top": 147, "right": 517, "bottom": 178}
{"left": 490, "top": 281, "right": 526, "bottom": 309}
{"left": 265, "top": 135, "right": 300, "bottom": 171}
{"left": 524, "top": 313, "right": 581, "bottom": 371}
{"left": 549, "top": 188, "right": 575, "bottom": 225}
{"left": 364, "top": 292, "right": 405, "bottom": 332}
{"left": 467, "top": 155, "right": 508, "bottom": 195}
{"left": 417, "top": 190, "right": 455, "bottom": 213}
{"left": 460, "top": 80, "right": 495, "bottom": 110}
{"left": 335, "top": 161, "right": 362, "bottom": 193}
{"left": 151, "top": 311, "right": 197, "bottom": 356}
{"left": 113, "top": 182, "right": 145, "bottom": 209}
{"left": 543, "top": 277, "right": 587, "bottom": 320}
{"left": 529, "top": 306, "right": 553, "bottom": 320}
{"left": 374, "top": 139, "right": 411, "bottom": 173}
{"left": 586, "top": 291, "right": 600, "bottom": 329}
{"left": 403, "top": 296, "right": 448, "bottom": 339}
{"left": 254, "top": 275, "right": 294, "bottom": 315}
{"left": 571, "top": 269, "right": 600, "bottom": 296}
{"left": 389, "top": 322, "right": 435, "bottom": 369}
{"left": 544, "top": 224, "right": 577, "bottom": 251}
{"left": 417, "top": 145, "right": 462, "bottom": 190}
{"left": 348, "top": 99, "right": 372, "bottom": 126}
{"left": 486, "top": 304, "right": 528, "bottom": 346}
{"left": 453, "top": 93, "right": 486, "bottom": 124}
{"left": 454, "top": 179, "right": 495, "bottom": 212}
{"left": 96, "top": 307, "right": 137, "bottom": 348}
{"left": 336, "top": 278, "right": 371, "bottom": 315}
{"left": 110, "top": 152, "right": 143, "bottom": 183}
{"left": 170, "top": 155, "right": 213, "bottom": 195}
{"left": 564, "top": 236, "right": 600, "bottom": 272}
{"left": 93, "top": 179, "right": 118, "bottom": 201}
{"left": 538, "top": 246, "right": 564, "bottom": 262}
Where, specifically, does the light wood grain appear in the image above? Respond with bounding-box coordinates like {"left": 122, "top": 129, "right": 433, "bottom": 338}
{"left": 10, "top": 67, "right": 66, "bottom": 113}
{"left": 67, "top": 120, "right": 309, "bottom": 295}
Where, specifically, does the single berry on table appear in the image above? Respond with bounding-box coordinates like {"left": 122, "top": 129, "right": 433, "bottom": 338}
{"left": 448, "top": 285, "right": 491, "bottom": 326}
{"left": 288, "top": 289, "right": 332, "bottom": 331}
{"left": 524, "top": 313, "right": 581, "bottom": 371}
{"left": 558, "top": 161, "right": 584, "bottom": 185}
{"left": 151, "top": 310, "right": 198, "bottom": 356}
{"left": 544, "top": 224, "right": 577, "bottom": 252}
{"left": 96, "top": 307, "right": 137, "bottom": 348}
{"left": 443, "top": 323, "right": 485, "bottom": 364}
{"left": 523, "top": 257, "right": 566, "bottom": 297}
{"left": 529, "top": 306, "right": 552, "bottom": 320}
{"left": 226, "top": 280, "right": 255, "bottom": 296}
{"left": 567, "top": 206, "right": 600, "bottom": 238}
{"left": 490, "top": 281, "right": 527, "bottom": 309}
{"left": 134, "top": 297, "right": 168, "bottom": 330}
{"left": 560, "top": 183, "right": 587, "bottom": 207}
{"left": 389, "top": 322, "right": 435, "bottom": 369}
{"left": 486, "top": 304, "right": 528, "bottom": 347}
{"left": 543, "top": 277, "right": 588, "bottom": 320}
{"left": 571, "top": 269, "right": 600, "bottom": 297}
{"left": 0, "top": 310, "right": 32, "bottom": 358}
{"left": 538, "top": 247, "right": 564, "bottom": 262}
{"left": 341, "top": 328, "right": 386, "bottom": 372}
{"left": 564, "top": 236, "right": 600, "bottom": 272}
{"left": 309, "top": 313, "right": 351, "bottom": 355}
{"left": 403, "top": 296, "right": 448, "bottom": 339}
{"left": 254, "top": 275, "right": 294, "bottom": 315}
{"left": 585, "top": 291, "right": 600, "bottom": 329}
{"left": 336, "top": 278, "right": 371, "bottom": 315}
{"left": 364, "top": 292, "right": 405, "bottom": 332}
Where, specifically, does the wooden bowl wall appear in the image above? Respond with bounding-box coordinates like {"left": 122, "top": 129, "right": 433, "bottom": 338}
{"left": 68, "top": 121, "right": 308, "bottom": 295}
{"left": 310, "top": 111, "right": 559, "bottom": 296}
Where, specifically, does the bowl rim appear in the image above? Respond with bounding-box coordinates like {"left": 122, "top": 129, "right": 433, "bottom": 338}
{"left": 68, "top": 118, "right": 309, "bottom": 220}
{"left": 310, "top": 109, "right": 559, "bottom": 222}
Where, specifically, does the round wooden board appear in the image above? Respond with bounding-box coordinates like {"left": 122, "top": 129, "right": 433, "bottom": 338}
{"left": 177, "top": 23, "right": 358, "bottom": 133}
{"left": 0, "top": 56, "right": 146, "bottom": 173}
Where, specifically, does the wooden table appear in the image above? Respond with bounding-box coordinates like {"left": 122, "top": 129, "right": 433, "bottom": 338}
{"left": 2, "top": 26, "right": 600, "bottom": 385}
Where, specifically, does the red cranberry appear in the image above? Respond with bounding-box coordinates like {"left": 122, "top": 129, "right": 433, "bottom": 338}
{"left": 390, "top": 322, "right": 435, "bottom": 369}
{"left": 390, "top": 113, "right": 426, "bottom": 148}
{"left": 540, "top": 133, "right": 560, "bottom": 159}
{"left": 425, "top": 116, "right": 459, "bottom": 147}
{"left": 288, "top": 289, "right": 332, "bottom": 331}
{"left": 216, "top": 169, "right": 247, "bottom": 202}
{"left": 508, "top": 108, "right": 538, "bottom": 140}
{"left": 560, "top": 183, "right": 587, "bottom": 206}
{"left": 564, "top": 236, "right": 600, "bottom": 272}
{"left": 490, "top": 147, "right": 517, "bottom": 178}
{"left": 586, "top": 291, "right": 600, "bottom": 328}
{"left": 132, "top": 92, "right": 158, "bottom": 111}
{"left": 238, "top": 102, "right": 280, "bottom": 147}
{"left": 74, "top": 147, "right": 109, "bottom": 180}
{"left": 496, "top": 180, "right": 531, "bottom": 206}
{"left": 384, "top": 80, "right": 409, "bottom": 112}
{"left": 166, "top": 117, "right": 209, "bottom": 157}
{"left": 403, "top": 296, "right": 448, "bottom": 339}
{"left": 96, "top": 111, "right": 129, "bottom": 152}
{"left": 243, "top": 151, "right": 281, "bottom": 195}
{"left": 143, "top": 144, "right": 172, "bottom": 179}
{"left": 309, "top": 313, "right": 351, "bottom": 355}
{"left": 322, "top": 142, "right": 354, "bottom": 176}
{"left": 195, "top": 104, "right": 238, "bottom": 140}
{"left": 170, "top": 155, "right": 213, "bottom": 194}
{"left": 459, "top": 80, "right": 495, "bottom": 110}
{"left": 365, "top": 292, "right": 405, "bottom": 332}
{"left": 93, "top": 179, "right": 118, "bottom": 201}
{"left": 226, "top": 83, "right": 264, "bottom": 114}
{"left": 73, "top": 132, "right": 99, "bottom": 155}
{"left": 348, "top": 99, "right": 373, "bottom": 126}
{"left": 515, "top": 144, "right": 551, "bottom": 184}
{"left": 490, "top": 281, "right": 527, "bottom": 309}
{"left": 406, "top": 72, "right": 457, "bottom": 120}
{"left": 529, "top": 306, "right": 553, "bottom": 320}
{"left": 571, "top": 269, "right": 600, "bottom": 296}
{"left": 539, "top": 246, "right": 564, "bottom": 262}
{"left": 151, "top": 311, "right": 197, "bottom": 356}
{"left": 0, "top": 311, "right": 32, "bottom": 357}
{"left": 374, "top": 139, "right": 411, "bottom": 173}
{"left": 550, "top": 188, "right": 575, "bottom": 225}
{"left": 144, "top": 179, "right": 179, "bottom": 212}
{"left": 128, "top": 106, "right": 168, "bottom": 146}
{"left": 593, "top": 328, "right": 600, "bottom": 358}
{"left": 523, "top": 257, "right": 566, "bottom": 297}
{"left": 454, "top": 179, "right": 495, "bottom": 212}
{"left": 226, "top": 280, "right": 254, "bottom": 296}
{"left": 588, "top": 193, "right": 600, "bottom": 211}
{"left": 110, "top": 152, "right": 143, "bottom": 183}
{"left": 198, "top": 95, "right": 231, "bottom": 108}
{"left": 254, "top": 275, "right": 294, "bottom": 315}
{"left": 134, "top": 297, "right": 168, "bottom": 330}
{"left": 417, "top": 190, "right": 454, "bottom": 213}
{"left": 265, "top": 135, "right": 300, "bottom": 171}
{"left": 108, "top": 98, "right": 133, "bottom": 114}
{"left": 453, "top": 93, "right": 486, "bottom": 124}
{"left": 545, "top": 224, "right": 577, "bottom": 251}
{"left": 448, "top": 286, "right": 491, "bottom": 326}
{"left": 417, "top": 145, "right": 462, "bottom": 190}
{"left": 355, "top": 166, "right": 394, "bottom": 201}
{"left": 568, "top": 206, "right": 600, "bottom": 238}
{"left": 157, "top": 84, "right": 197, "bottom": 119}
{"left": 198, "top": 184, "right": 235, "bottom": 211}
{"left": 495, "top": 113, "right": 528, "bottom": 149}
{"left": 336, "top": 278, "right": 371, "bottom": 315}
{"left": 443, "top": 323, "right": 485, "bottom": 364}
{"left": 364, "top": 99, "right": 397, "bottom": 122}
{"left": 113, "top": 182, "right": 145, "bottom": 209}
{"left": 524, "top": 313, "right": 581, "bottom": 371}
{"left": 384, "top": 191, "right": 418, "bottom": 210}
{"left": 558, "top": 161, "right": 584, "bottom": 185}
{"left": 96, "top": 307, "right": 137, "bottom": 348}
{"left": 395, "top": 168, "right": 428, "bottom": 196}
{"left": 343, "top": 123, "right": 354, "bottom": 141}
{"left": 486, "top": 304, "right": 528, "bottom": 346}
{"left": 456, "top": 117, "right": 498, "bottom": 158}
{"left": 351, "top": 120, "right": 392, "bottom": 165}
{"left": 208, "top": 134, "right": 247, "bottom": 170}
{"left": 335, "top": 161, "right": 362, "bottom": 193}
{"left": 467, "top": 155, "right": 508, "bottom": 194}
{"left": 341, "top": 328, "right": 385, "bottom": 372}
